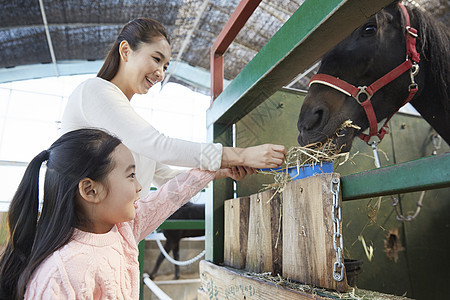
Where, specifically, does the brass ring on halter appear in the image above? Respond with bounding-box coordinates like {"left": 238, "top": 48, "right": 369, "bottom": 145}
{"left": 406, "top": 26, "right": 418, "bottom": 38}
{"left": 354, "top": 86, "right": 371, "bottom": 105}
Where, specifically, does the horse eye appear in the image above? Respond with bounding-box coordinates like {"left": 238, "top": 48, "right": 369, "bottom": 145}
{"left": 363, "top": 24, "right": 377, "bottom": 35}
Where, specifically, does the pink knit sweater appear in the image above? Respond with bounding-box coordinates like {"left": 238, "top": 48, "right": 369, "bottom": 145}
{"left": 24, "top": 169, "right": 215, "bottom": 299}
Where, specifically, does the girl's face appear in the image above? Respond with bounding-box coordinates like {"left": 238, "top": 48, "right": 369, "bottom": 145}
{"left": 93, "top": 144, "right": 142, "bottom": 233}
{"left": 121, "top": 36, "right": 171, "bottom": 98}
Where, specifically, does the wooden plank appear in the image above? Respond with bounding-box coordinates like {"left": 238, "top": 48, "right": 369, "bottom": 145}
{"left": 199, "top": 261, "right": 412, "bottom": 300}
{"left": 283, "top": 173, "right": 348, "bottom": 292}
{"left": 207, "top": 0, "right": 393, "bottom": 135}
{"left": 341, "top": 152, "right": 450, "bottom": 201}
{"left": 199, "top": 260, "right": 331, "bottom": 300}
{"left": 224, "top": 197, "right": 250, "bottom": 269}
{"left": 246, "top": 190, "right": 282, "bottom": 275}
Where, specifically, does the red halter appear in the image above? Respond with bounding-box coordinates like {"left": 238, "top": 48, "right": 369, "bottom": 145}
{"left": 308, "top": 3, "right": 420, "bottom": 145}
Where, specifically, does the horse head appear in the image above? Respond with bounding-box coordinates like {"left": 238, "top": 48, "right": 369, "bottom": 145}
{"left": 297, "top": 1, "right": 436, "bottom": 151}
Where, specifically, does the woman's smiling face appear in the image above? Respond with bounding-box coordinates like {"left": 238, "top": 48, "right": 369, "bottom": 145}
{"left": 120, "top": 36, "right": 171, "bottom": 98}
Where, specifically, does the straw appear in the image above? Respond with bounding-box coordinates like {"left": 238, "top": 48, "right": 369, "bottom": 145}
{"left": 258, "top": 120, "right": 359, "bottom": 194}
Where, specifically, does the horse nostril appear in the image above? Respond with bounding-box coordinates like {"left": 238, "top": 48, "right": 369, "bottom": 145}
{"left": 303, "top": 107, "right": 325, "bottom": 131}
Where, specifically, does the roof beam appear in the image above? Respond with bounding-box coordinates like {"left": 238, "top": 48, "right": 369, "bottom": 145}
{"left": 163, "top": 0, "right": 210, "bottom": 86}
{"left": 210, "top": 0, "right": 263, "bottom": 100}
{"left": 38, "top": 0, "right": 58, "bottom": 76}
{"left": 0, "top": 60, "right": 230, "bottom": 92}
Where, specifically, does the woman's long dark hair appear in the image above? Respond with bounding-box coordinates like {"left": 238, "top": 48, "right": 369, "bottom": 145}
{"left": 97, "top": 18, "right": 171, "bottom": 81}
{"left": 0, "top": 129, "right": 121, "bottom": 299}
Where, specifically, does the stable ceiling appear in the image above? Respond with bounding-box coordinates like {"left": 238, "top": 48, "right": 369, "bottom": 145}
{"left": 0, "top": 0, "right": 448, "bottom": 92}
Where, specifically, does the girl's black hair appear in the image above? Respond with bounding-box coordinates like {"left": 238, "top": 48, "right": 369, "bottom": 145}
{"left": 97, "top": 18, "right": 171, "bottom": 81}
{"left": 0, "top": 128, "right": 121, "bottom": 299}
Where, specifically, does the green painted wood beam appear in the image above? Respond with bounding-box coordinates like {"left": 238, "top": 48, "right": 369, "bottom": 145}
{"left": 138, "top": 240, "right": 145, "bottom": 300}
{"left": 341, "top": 153, "right": 450, "bottom": 201}
{"left": 207, "top": 0, "right": 392, "bottom": 138}
{"left": 206, "top": 124, "right": 234, "bottom": 264}
{"left": 157, "top": 220, "right": 205, "bottom": 230}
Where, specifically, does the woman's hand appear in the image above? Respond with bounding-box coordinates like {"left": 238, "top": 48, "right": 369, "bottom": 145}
{"left": 242, "top": 144, "right": 286, "bottom": 169}
{"left": 214, "top": 166, "right": 257, "bottom": 181}
{"left": 221, "top": 144, "right": 286, "bottom": 169}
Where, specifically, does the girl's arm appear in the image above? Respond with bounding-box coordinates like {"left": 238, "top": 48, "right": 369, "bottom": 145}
{"left": 131, "top": 169, "right": 215, "bottom": 241}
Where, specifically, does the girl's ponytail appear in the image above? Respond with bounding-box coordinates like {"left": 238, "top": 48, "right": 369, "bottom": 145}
{"left": 0, "top": 150, "right": 49, "bottom": 298}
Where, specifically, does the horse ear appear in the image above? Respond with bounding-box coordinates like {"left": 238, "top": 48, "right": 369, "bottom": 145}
{"left": 385, "top": 0, "right": 401, "bottom": 10}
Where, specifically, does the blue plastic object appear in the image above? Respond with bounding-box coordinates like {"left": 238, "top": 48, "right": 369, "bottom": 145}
{"left": 260, "top": 161, "right": 334, "bottom": 181}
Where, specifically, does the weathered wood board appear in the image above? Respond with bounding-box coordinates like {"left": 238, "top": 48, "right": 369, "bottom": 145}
{"left": 283, "top": 173, "right": 348, "bottom": 292}
{"left": 198, "top": 260, "right": 411, "bottom": 300}
{"left": 246, "top": 190, "right": 282, "bottom": 275}
{"left": 198, "top": 260, "right": 331, "bottom": 300}
{"left": 224, "top": 196, "right": 250, "bottom": 269}
{"left": 224, "top": 190, "right": 283, "bottom": 275}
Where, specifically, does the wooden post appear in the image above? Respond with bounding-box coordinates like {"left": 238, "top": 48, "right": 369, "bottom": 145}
{"left": 245, "top": 190, "right": 282, "bottom": 275}
{"left": 283, "top": 173, "right": 348, "bottom": 292}
{"left": 224, "top": 196, "right": 250, "bottom": 269}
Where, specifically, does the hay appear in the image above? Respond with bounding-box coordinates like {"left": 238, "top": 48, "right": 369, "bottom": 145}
{"left": 247, "top": 272, "right": 411, "bottom": 299}
{"left": 258, "top": 120, "right": 359, "bottom": 195}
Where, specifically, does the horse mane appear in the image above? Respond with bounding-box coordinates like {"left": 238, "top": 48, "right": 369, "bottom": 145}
{"left": 410, "top": 5, "right": 450, "bottom": 109}
{"left": 377, "top": 3, "right": 450, "bottom": 112}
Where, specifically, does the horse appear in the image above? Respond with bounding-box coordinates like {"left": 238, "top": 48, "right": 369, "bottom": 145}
{"left": 149, "top": 202, "right": 205, "bottom": 280}
{"left": 297, "top": 0, "right": 449, "bottom": 152}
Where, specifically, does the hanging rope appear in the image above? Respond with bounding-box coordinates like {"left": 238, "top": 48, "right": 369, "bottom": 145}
{"left": 153, "top": 232, "right": 205, "bottom": 266}
{"left": 390, "top": 191, "right": 425, "bottom": 222}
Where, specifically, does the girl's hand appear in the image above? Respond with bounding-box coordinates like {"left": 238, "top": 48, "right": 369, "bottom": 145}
{"left": 214, "top": 166, "right": 257, "bottom": 181}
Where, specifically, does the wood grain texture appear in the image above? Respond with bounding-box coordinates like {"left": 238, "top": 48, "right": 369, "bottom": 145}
{"left": 199, "top": 260, "right": 412, "bottom": 300}
{"left": 199, "top": 260, "right": 330, "bottom": 300}
{"left": 246, "top": 190, "right": 282, "bottom": 275}
{"left": 224, "top": 197, "right": 250, "bottom": 269}
{"left": 282, "top": 173, "right": 348, "bottom": 292}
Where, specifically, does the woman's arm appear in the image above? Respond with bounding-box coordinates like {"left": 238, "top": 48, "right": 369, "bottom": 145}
{"left": 78, "top": 79, "right": 222, "bottom": 170}
{"left": 77, "top": 79, "right": 285, "bottom": 171}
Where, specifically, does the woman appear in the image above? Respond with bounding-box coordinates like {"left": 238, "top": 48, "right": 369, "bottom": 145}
{"left": 62, "top": 18, "right": 286, "bottom": 195}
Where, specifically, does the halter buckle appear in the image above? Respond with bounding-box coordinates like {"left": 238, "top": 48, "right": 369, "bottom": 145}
{"left": 411, "top": 63, "right": 419, "bottom": 76}
{"left": 409, "top": 64, "right": 419, "bottom": 91}
{"left": 408, "top": 83, "right": 418, "bottom": 91}
{"left": 367, "top": 135, "right": 381, "bottom": 145}
{"left": 355, "top": 86, "right": 372, "bottom": 105}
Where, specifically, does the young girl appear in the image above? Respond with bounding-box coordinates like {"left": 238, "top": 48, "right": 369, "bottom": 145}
{"left": 0, "top": 128, "right": 222, "bottom": 299}
{"left": 62, "top": 17, "right": 286, "bottom": 197}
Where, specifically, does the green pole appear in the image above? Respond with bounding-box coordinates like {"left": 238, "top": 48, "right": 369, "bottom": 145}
{"left": 138, "top": 240, "right": 145, "bottom": 300}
